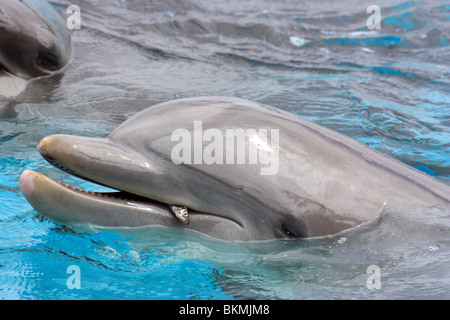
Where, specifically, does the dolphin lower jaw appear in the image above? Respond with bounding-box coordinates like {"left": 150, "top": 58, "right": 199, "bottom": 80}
{"left": 20, "top": 170, "right": 179, "bottom": 227}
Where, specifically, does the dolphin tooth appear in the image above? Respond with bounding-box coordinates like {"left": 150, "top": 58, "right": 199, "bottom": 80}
{"left": 169, "top": 205, "right": 189, "bottom": 225}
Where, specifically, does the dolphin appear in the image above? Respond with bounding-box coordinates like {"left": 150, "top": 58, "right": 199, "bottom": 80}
{"left": 20, "top": 97, "right": 450, "bottom": 240}
{"left": 0, "top": 0, "right": 72, "bottom": 99}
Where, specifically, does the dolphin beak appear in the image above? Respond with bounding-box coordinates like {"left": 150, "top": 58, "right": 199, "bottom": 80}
{"left": 36, "top": 135, "right": 52, "bottom": 154}
{"left": 19, "top": 170, "right": 242, "bottom": 237}
{"left": 19, "top": 170, "right": 37, "bottom": 199}
{"left": 20, "top": 134, "right": 245, "bottom": 238}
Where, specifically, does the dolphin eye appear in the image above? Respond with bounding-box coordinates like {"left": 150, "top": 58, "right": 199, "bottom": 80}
{"left": 279, "top": 220, "right": 307, "bottom": 239}
{"left": 281, "top": 225, "right": 298, "bottom": 238}
{"left": 36, "top": 52, "right": 60, "bottom": 70}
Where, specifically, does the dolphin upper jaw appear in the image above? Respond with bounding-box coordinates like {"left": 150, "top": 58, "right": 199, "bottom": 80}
{"left": 36, "top": 135, "right": 186, "bottom": 204}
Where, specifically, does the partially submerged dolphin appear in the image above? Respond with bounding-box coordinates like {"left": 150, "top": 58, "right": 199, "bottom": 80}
{"left": 20, "top": 97, "right": 450, "bottom": 240}
{"left": 0, "top": 0, "right": 72, "bottom": 98}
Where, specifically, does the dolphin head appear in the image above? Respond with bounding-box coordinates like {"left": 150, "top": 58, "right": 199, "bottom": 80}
{"left": 20, "top": 97, "right": 365, "bottom": 241}
{"left": 0, "top": 0, "right": 72, "bottom": 79}
{"left": 22, "top": 133, "right": 308, "bottom": 241}
{"left": 19, "top": 97, "right": 450, "bottom": 241}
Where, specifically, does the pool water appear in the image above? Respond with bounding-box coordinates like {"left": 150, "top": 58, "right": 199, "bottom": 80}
{"left": 1, "top": 0, "right": 449, "bottom": 299}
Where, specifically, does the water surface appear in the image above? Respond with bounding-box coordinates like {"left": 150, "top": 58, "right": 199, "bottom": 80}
{"left": 0, "top": 0, "right": 449, "bottom": 299}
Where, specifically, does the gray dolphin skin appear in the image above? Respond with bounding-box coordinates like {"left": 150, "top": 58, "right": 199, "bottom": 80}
{"left": 0, "top": 0, "right": 72, "bottom": 98}
{"left": 20, "top": 97, "right": 450, "bottom": 240}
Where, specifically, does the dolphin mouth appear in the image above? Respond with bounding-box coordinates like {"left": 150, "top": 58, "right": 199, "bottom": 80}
{"left": 24, "top": 143, "right": 243, "bottom": 230}
{"left": 20, "top": 166, "right": 243, "bottom": 230}
{"left": 38, "top": 152, "right": 187, "bottom": 218}
{"left": 19, "top": 169, "right": 184, "bottom": 228}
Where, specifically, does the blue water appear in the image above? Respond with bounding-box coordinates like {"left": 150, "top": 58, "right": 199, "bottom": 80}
{"left": 1, "top": 0, "right": 449, "bottom": 299}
